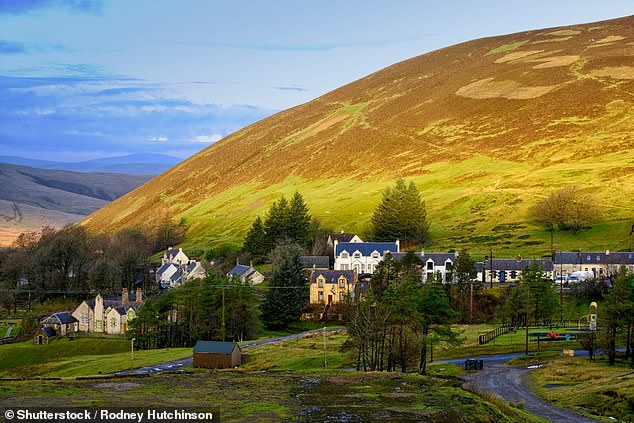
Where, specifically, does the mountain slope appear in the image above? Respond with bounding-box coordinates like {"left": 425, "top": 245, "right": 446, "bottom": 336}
{"left": 0, "top": 153, "right": 182, "bottom": 174}
{"left": 0, "top": 163, "right": 152, "bottom": 245}
{"left": 81, "top": 16, "right": 634, "bottom": 256}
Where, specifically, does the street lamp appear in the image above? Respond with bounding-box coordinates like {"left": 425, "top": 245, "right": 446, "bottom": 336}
{"left": 131, "top": 338, "right": 136, "bottom": 370}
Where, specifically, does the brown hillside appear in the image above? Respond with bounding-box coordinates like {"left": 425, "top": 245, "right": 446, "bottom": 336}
{"left": 82, "top": 16, "right": 634, "bottom": 255}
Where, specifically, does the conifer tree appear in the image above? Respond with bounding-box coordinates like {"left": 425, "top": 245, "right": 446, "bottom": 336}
{"left": 371, "top": 178, "right": 429, "bottom": 245}
{"left": 260, "top": 247, "right": 307, "bottom": 329}
{"left": 243, "top": 216, "right": 267, "bottom": 261}
{"left": 287, "top": 191, "right": 312, "bottom": 248}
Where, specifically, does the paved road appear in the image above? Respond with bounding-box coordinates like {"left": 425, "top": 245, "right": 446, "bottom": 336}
{"left": 439, "top": 352, "right": 600, "bottom": 423}
{"left": 114, "top": 328, "right": 344, "bottom": 376}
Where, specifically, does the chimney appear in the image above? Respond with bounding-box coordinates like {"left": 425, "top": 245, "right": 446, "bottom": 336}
{"left": 122, "top": 288, "right": 129, "bottom": 303}
{"left": 395, "top": 239, "right": 400, "bottom": 252}
{"left": 340, "top": 230, "right": 344, "bottom": 234}
{"left": 136, "top": 288, "right": 143, "bottom": 303}
{"left": 250, "top": 260, "right": 253, "bottom": 268}
{"left": 236, "top": 257, "right": 240, "bottom": 265}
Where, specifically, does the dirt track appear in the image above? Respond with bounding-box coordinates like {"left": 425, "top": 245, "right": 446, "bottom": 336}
{"left": 462, "top": 363, "right": 599, "bottom": 423}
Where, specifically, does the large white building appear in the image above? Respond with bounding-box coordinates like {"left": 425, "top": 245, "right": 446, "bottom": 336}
{"left": 393, "top": 251, "right": 458, "bottom": 283}
{"left": 334, "top": 240, "right": 400, "bottom": 275}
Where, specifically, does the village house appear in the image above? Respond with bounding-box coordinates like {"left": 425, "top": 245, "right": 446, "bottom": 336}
{"left": 193, "top": 340, "right": 242, "bottom": 369}
{"left": 227, "top": 263, "right": 265, "bottom": 285}
{"left": 327, "top": 232, "right": 363, "bottom": 251}
{"left": 72, "top": 288, "right": 143, "bottom": 335}
{"left": 392, "top": 251, "right": 458, "bottom": 283}
{"left": 334, "top": 240, "right": 400, "bottom": 275}
{"left": 156, "top": 247, "right": 207, "bottom": 289}
{"left": 477, "top": 258, "right": 554, "bottom": 284}
{"left": 309, "top": 269, "right": 359, "bottom": 306}
{"left": 40, "top": 311, "right": 78, "bottom": 337}
{"left": 34, "top": 327, "right": 56, "bottom": 345}
{"left": 553, "top": 251, "right": 634, "bottom": 280}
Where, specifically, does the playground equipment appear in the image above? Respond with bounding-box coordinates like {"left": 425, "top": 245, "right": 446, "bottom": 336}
{"left": 577, "top": 301, "right": 598, "bottom": 330}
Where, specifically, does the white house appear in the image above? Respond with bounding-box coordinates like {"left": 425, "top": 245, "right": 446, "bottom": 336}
{"left": 393, "top": 251, "right": 458, "bottom": 283}
{"left": 334, "top": 240, "right": 399, "bottom": 275}
{"left": 227, "top": 264, "right": 265, "bottom": 285}
{"left": 477, "top": 258, "right": 554, "bottom": 284}
{"left": 157, "top": 247, "right": 207, "bottom": 288}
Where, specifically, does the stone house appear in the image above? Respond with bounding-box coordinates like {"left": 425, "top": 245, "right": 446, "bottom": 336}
{"left": 72, "top": 288, "right": 143, "bottom": 335}
{"left": 40, "top": 311, "right": 78, "bottom": 336}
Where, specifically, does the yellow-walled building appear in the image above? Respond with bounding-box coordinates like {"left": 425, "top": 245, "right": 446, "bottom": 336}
{"left": 309, "top": 269, "right": 358, "bottom": 306}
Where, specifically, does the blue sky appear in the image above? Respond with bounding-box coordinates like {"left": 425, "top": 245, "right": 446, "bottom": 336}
{"left": 1, "top": 0, "right": 633, "bottom": 162}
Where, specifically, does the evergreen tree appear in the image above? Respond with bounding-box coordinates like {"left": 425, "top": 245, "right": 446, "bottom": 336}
{"left": 243, "top": 216, "right": 267, "bottom": 261}
{"left": 371, "top": 178, "right": 429, "bottom": 245}
{"left": 264, "top": 196, "right": 290, "bottom": 249}
{"left": 260, "top": 247, "right": 308, "bottom": 329}
{"left": 287, "top": 191, "right": 312, "bottom": 248}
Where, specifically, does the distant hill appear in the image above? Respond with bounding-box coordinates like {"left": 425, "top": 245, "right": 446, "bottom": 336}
{"left": 81, "top": 15, "right": 634, "bottom": 256}
{"left": 0, "top": 153, "right": 182, "bottom": 175}
{"left": 0, "top": 163, "right": 152, "bottom": 246}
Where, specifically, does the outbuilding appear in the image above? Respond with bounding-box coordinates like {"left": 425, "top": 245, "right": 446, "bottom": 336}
{"left": 34, "top": 327, "right": 56, "bottom": 345}
{"left": 193, "top": 341, "right": 242, "bottom": 369}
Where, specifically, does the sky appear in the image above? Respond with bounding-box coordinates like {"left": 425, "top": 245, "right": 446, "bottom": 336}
{"left": 1, "top": 0, "right": 633, "bottom": 162}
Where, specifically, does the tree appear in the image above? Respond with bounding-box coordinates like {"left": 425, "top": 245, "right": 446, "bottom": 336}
{"left": 287, "top": 191, "right": 312, "bottom": 248}
{"left": 371, "top": 178, "right": 429, "bottom": 245}
{"left": 243, "top": 216, "right": 268, "bottom": 261}
{"left": 264, "top": 196, "right": 290, "bottom": 249}
{"left": 529, "top": 185, "right": 602, "bottom": 237}
{"left": 260, "top": 246, "right": 308, "bottom": 329}
{"left": 602, "top": 270, "right": 634, "bottom": 365}
{"left": 452, "top": 249, "right": 477, "bottom": 323}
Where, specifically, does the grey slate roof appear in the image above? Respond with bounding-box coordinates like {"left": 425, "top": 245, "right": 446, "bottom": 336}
{"left": 330, "top": 233, "right": 358, "bottom": 243}
{"left": 228, "top": 264, "right": 251, "bottom": 277}
{"left": 301, "top": 256, "right": 330, "bottom": 269}
{"left": 553, "top": 251, "right": 634, "bottom": 265}
{"left": 310, "top": 270, "right": 356, "bottom": 284}
{"left": 193, "top": 340, "right": 240, "bottom": 355}
{"left": 336, "top": 242, "right": 398, "bottom": 257}
{"left": 41, "top": 311, "right": 78, "bottom": 326}
{"left": 41, "top": 327, "right": 56, "bottom": 337}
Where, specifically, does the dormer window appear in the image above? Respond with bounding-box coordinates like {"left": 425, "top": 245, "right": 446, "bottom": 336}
{"left": 339, "top": 278, "right": 346, "bottom": 288}
{"left": 353, "top": 252, "right": 361, "bottom": 259}
{"left": 371, "top": 252, "right": 379, "bottom": 259}
{"left": 318, "top": 277, "right": 324, "bottom": 287}
{"left": 427, "top": 261, "right": 434, "bottom": 271}
{"left": 341, "top": 252, "right": 349, "bottom": 259}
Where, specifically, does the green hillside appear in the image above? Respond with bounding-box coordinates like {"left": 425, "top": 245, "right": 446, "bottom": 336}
{"left": 82, "top": 15, "right": 634, "bottom": 257}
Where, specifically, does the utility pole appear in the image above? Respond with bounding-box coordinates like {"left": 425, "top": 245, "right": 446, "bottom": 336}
{"left": 525, "top": 282, "right": 530, "bottom": 356}
{"left": 323, "top": 327, "right": 328, "bottom": 369}
{"left": 221, "top": 287, "right": 226, "bottom": 341}
{"left": 489, "top": 248, "right": 493, "bottom": 289}
{"left": 469, "top": 280, "right": 473, "bottom": 323}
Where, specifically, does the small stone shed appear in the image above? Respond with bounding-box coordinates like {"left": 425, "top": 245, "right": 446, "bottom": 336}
{"left": 193, "top": 340, "right": 242, "bottom": 369}
{"left": 34, "top": 327, "right": 56, "bottom": 345}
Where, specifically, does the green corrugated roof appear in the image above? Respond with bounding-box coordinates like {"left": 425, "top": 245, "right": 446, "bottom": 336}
{"left": 193, "top": 340, "right": 240, "bottom": 355}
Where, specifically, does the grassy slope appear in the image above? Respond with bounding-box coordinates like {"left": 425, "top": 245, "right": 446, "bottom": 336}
{"left": 532, "top": 357, "right": 634, "bottom": 422}
{"left": 81, "top": 16, "right": 634, "bottom": 257}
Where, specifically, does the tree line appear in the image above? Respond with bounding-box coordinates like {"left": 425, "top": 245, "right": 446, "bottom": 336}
{"left": 0, "top": 219, "right": 186, "bottom": 313}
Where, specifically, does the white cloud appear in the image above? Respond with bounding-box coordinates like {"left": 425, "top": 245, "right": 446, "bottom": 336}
{"left": 149, "top": 136, "right": 168, "bottom": 142}
{"left": 192, "top": 134, "right": 222, "bottom": 143}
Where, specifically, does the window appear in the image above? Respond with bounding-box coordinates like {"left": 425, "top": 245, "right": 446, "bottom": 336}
{"left": 341, "top": 252, "right": 349, "bottom": 259}
{"left": 110, "top": 318, "right": 117, "bottom": 328}
{"left": 318, "top": 277, "right": 324, "bottom": 287}
{"left": 318, "top": 291, "right": 324, "bottom": 302}
{"left": 341, "top": 264, "right": 349, "bottom": 270}
{"left": 339, "top": 292, "right": 345, "bottom": 302}
{"left": 353, "top": 252, "right": 361, "bottom": 259}
{"left": 371, "top": 252, "right": 379, "bottom": 259}
{"left": 80, "top": 312, "right": 88, "bottom": 325}
{"left": 339, "top": 278, "right": 345, "bottom": 288}
{"left": 510, "top": 271, "right": 517, "bottom": 279}
{"left": 596, "top": 255, "right": 600, "bottom": 261}
{"left": 587, "top": 255, "right": 591, "bottom": 261}
{"left": 427, "top": 261, "right": 434, "bottom": 271}
{"left": 599, "top": 268, "right": 604, "bottom": 275}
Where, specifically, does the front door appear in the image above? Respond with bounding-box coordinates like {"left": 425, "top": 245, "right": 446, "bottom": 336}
{"left": 328, "top": 295, "right": 332, "bottom": 305}
{"left": 38, "top": 335, "right": 43, "bottom": 345}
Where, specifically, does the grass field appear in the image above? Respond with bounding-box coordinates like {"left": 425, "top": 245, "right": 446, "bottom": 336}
{"left": 0, "top": 371, "right": 542, "bottom": 422}
{"left": 531, "top": 356, "right": 634, "bottom": 422}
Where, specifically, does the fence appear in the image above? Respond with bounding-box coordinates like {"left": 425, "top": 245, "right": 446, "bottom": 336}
{"left": 478, "top": 323, "right": 511, "bottom": 345}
